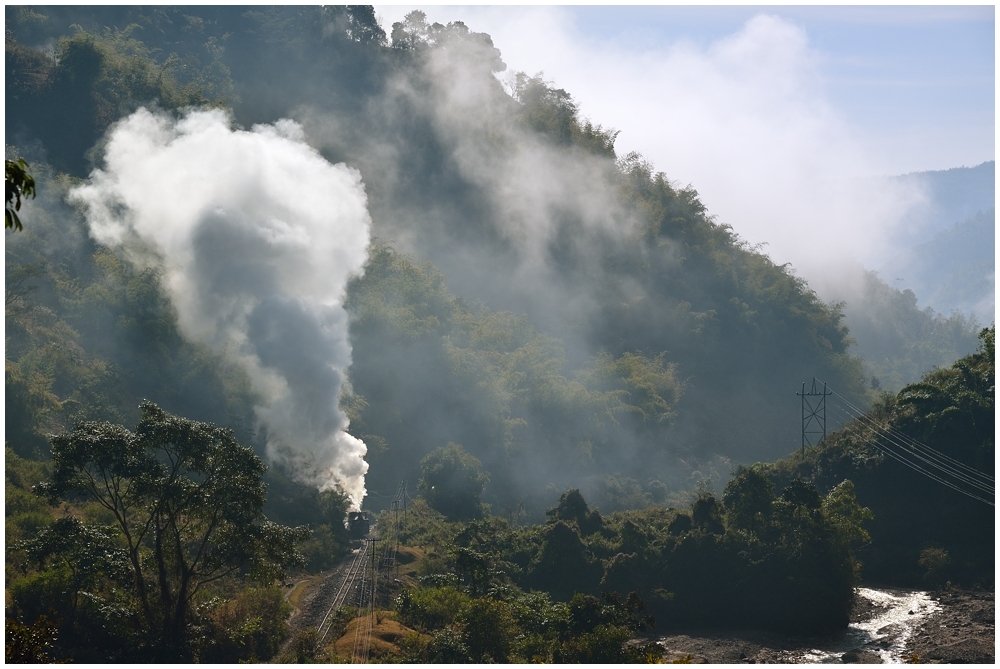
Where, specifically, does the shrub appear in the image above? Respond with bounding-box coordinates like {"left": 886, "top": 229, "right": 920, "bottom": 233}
{"left": 457, "top": 597, "right": 515, "bottom": 662}
{"left": 396, "top": 586, "right": 470, "bottom": 631}
{"left": 199, "top": 586, "right": 291, "bottom": 663}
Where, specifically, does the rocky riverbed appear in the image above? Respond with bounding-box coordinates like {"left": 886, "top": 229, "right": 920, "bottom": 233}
{"left": 903, "top": 586, "right": 994, "bottom": 664}
{"left": 653, "top": 586, "right": 994, "bottom": 663}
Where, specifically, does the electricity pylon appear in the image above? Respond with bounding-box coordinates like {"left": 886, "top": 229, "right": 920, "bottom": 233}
{"left": 797, "top": 378, "right": 831, "bottom": 453}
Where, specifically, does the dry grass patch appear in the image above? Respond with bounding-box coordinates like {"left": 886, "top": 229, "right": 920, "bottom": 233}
{"left": 330, "top": 611, "right": 426, "bottom": 660}
{"left": 394, "top": 545, "right": 427, "bottom": 585}
{"left": 285, "top": 573, "right": 323, "bottom": 612}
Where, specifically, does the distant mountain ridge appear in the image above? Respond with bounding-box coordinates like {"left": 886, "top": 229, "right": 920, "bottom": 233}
{"left": 887, "top": 161, "right": 994, "bottom": 246}
{"left": 880, "top": 208, "right": 994, "bottom": 322}
{"left": 833, "top": 163, "right": 993, "bottom": 390}
{"left": 871, "top": 161, "right": 994, "bottom": 323}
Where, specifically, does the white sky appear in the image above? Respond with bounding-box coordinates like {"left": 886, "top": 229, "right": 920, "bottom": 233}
{"left": 371, "top": 5, "right": 994, "bottom": 278}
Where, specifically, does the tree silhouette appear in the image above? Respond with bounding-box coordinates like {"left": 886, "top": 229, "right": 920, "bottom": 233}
{"left": 723, "top": 465, "right": 775, "bottom": 534}
{"left": 39, "top": 402, "right": 309, "bottom": 659}
{"left": 5, "top": 158, "right": 35, "bottom": 231}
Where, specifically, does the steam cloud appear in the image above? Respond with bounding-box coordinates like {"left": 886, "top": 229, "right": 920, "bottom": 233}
{"left": 70, "top": 108, "right": 372, "bottom": 505}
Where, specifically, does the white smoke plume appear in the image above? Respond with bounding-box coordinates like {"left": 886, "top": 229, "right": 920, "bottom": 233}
{"left": 70, "top": 108, "right": 372, "bottom": 506}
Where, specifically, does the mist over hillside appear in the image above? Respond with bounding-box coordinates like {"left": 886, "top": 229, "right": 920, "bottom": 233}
{"left": 4, "top": 6, "right": 988, "bottom": 513}
{"left": 880, "top": 208, "right": 994, "bottom": 323}
{"left": 830, "top": 267, "right": 983, "bottom": 392}
{"left": 885, "top": 162, "right": 994, "bottom": 247}
{"left": 5, "top": 7, "right": 994, "bottom": 663}
{"left": 821, "top": 163, "right": 994, "bottom": 390}
{"left": 865, "top": 162, "right": 994, "bottom": 325}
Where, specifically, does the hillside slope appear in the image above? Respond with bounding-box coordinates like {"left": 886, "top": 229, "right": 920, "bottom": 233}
{"left": 6, "top": 6, "right": 873, "bottom": 513}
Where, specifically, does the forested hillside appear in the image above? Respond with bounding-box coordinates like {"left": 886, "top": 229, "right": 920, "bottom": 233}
{"left": 768, "top": 327, "right": 994, "bottom": 586}
{"left": 837, "top": 267, "right": 983, "bottom": 392}
{"left": 6, "top": 6, "right": 878, "bottom": 511}
{"left": 5, "top": 6, "right": 994, "bottom": 662}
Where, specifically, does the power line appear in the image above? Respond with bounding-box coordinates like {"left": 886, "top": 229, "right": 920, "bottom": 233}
{"left": 831, "top": 386, "right": 994, "bottom": 481}
{"left": 828, "top": 404, "right": 994, "bottom": 506}
{"left": 830, "top": 400, "right": 994, "bottom": 494}
{"left": 351, "top": 482, "right": 407, "bottom": 664}
{"left": 826, "top": 402, "right": 994, "bottom": 506}
{"left": 827, "top": 388, "right": 995, "bottom": 491}
{"left": 831, "top": 389, "right": 994, "bottom": 486}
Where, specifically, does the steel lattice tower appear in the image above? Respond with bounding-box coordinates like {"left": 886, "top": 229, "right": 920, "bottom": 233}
{"left": 797, "top": 378, "right": 831, "bottom": 453}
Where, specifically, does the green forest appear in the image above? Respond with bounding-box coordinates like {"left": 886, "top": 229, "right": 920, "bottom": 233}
{"left": 5, "top": 6, "right": 994, "bottom": 663}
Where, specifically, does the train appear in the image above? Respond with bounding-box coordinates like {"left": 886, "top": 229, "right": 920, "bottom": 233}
{"left": 346, "top": 510, "right": 370, "bottom": 538}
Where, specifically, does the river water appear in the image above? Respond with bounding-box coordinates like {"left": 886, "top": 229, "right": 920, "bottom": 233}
{"left": 800, "top": 588, "right": 940, "bottom": 663}
{"left": 654, "top": 587, "right": 941, "bottom": 663}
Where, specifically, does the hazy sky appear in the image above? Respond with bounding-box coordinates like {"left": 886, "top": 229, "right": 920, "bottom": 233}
{"left": 372, "top": 5, "right": 994, "bottom": 276}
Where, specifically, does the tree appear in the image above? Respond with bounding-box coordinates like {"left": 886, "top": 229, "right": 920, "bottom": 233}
{"left": 822, "top": 480, "right": 874, "bottom": 546}
{"left": 691, "top": 493, "right": 725, "bottom": 534}
{"left": 5, "top": 614, "right": 58, "bottom": 663}
{"left": 344, "top": 5, "right": 387, "bottom": 45}
{"left": 454, "top": 546, "right": 491, "bottom": 595}
{"left": 457, "top": 597, "right": 515, "bottom": 662}
{"left": 19, "top": 516, "right": 132, "bottom": 611}
{"left": 38, "top": 402, "right": 309, "bottom": 660}
{"left": 418, "top": 443, "right": 490, "bottom": 520}
{"left": 782, "top": 479, "right": 822, "bottom": 511}
{"left": 546, "top": 488, "right": 604, "bottom": 536}
{"left": 5, "top": 157, "right": 36, "bottom": 231}
{"left": 723, "top": 465, "right": 775, "bottom": 534}
{"left": 528, "top": 521, "right": 601, "bottom": 600}
{"left": 555, "top": 592, "right": 654, "bottom": 663}
{"left": 391, "top": 10, "right": 428, "bottom": 49}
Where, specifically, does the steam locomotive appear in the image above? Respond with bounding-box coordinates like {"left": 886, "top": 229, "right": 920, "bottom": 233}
{"left": 346, "top": 510, "right": 370, "bottom": 538}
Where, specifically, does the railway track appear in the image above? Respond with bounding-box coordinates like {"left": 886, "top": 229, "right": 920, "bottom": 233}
{"left": 316, "top": 538, "right": 371, "bottom": 643}
{"left": 280, "top": 488, "right": 406, "bottom": 662}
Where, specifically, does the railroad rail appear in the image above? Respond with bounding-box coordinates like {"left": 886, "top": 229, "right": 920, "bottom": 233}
{"left": 316, "top": 538, "right": 370, "bottom": 644}
{"left": 319, "top": 482, "right": 408, "bottom": 662}
{"left": 350, "top": 535, "right": 379, "bottom": 663}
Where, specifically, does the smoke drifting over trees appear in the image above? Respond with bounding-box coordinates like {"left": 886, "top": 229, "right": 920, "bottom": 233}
{"left": 69, "top": 109, "right": 372, "bottom": 505}
{"left": 5, "top": 6, "right": 988, "bottom": 515}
